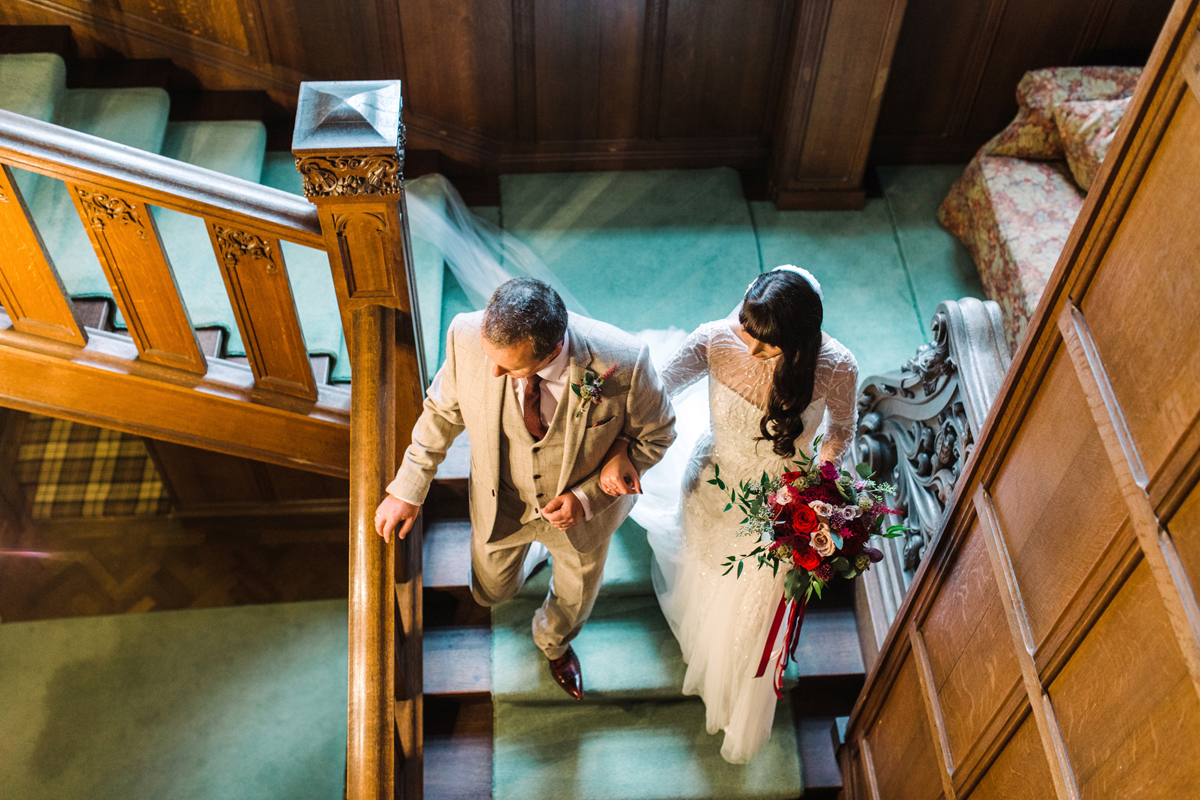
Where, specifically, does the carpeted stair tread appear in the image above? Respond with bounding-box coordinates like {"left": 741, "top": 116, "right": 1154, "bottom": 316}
{"left": 0, "top": 52, "right": 65, "bottom": 124}
{"left": 516, "top": 516, "right": 653, "bottom": 599}
{"left": 25, "top": 87, "right": 172, "bottom": 301}
{"left": 424, "top": 518, "right": 472, "bottom": 589}
{"left": 426, "top": 625, "right": 491, "bottom": 695}
{"left": 782, "top": 606, "right": 864, "bottom": 680}
{"left": 259, "top": 151, "right": 343, "bottom": 361}
{"left": 153, "top": 120, "right": 268, "bottom": 355}
{"left": 493, "top": 595, "right": 684, "bottom": 704}
{"left": 493, "top": 698, "right": 802, "bottom": 800}
{"left": 797, "top": 718, "right": 842, "bottom": 797}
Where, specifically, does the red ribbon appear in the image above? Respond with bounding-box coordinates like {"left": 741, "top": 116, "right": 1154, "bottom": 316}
{"left": 754, "top": 591, "right": 810, "bottom": 699}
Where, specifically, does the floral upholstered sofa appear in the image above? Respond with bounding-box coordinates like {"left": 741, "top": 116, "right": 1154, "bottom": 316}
{"left": 939, "top": 67, "right": 1142, "bottom": 350}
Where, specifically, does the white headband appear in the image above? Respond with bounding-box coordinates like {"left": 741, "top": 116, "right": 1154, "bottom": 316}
{"left": 746, "top": 265, "right": 823, "bottom": 301}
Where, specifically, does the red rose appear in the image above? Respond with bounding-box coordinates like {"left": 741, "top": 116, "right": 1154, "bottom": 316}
{"left": 791, "top": 504, "right": 819, "bottom": 534}
{"left": 794, "top": 549, "right": 821, "bottom": 571}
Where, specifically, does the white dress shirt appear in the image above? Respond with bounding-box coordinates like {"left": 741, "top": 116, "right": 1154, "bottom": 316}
{"left": 512, "top": 330, "right": 594, "bottom": 520}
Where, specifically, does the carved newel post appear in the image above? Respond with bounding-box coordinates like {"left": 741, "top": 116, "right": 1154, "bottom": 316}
{"left": 293, "top": 80, "right": 426, "bottom": 800}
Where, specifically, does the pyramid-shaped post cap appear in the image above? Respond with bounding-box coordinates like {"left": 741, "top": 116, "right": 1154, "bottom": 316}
{"left": 293, "top": 80, "right": 402, "bottom": 154}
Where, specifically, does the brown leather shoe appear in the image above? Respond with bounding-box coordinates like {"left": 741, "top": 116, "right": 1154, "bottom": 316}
{"left": 548, "top": 646, "right": 583, "bottom": 700}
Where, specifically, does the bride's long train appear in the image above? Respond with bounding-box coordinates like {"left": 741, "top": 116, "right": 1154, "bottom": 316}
{"left": 407, "top": 178, "right": 785, "bottom": 762}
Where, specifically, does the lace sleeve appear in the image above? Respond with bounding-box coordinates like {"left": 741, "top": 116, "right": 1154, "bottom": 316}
{"left": 817, "top": 350, "right": 859, "bottom": 465}
{"left": 658, "top": 324, "right": 712, "bottom": 397}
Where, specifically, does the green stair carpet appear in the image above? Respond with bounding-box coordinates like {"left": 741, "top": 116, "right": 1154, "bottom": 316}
{"left": 0, "top": 601, "right": 347, "bottom": 800}
{"left": 494, "top": 701, "right": 801, "bottom": 800}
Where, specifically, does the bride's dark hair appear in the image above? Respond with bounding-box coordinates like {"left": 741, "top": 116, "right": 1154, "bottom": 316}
{"left": 739, "top": 270, "right": 824, "bottom": 458}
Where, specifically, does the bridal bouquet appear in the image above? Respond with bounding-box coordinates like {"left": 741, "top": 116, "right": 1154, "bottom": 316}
{"left": 710, "top": 440, "right": 905, "bottom": 695}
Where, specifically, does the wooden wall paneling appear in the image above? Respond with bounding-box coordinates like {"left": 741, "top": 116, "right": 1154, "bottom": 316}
{"left": 396, "top": 0, "right": 518, "bottom": 142}
{"left": 636, "top": 0, "right": 669, "bottom": 141}
{"left": 963, "top": 0, "right": 1099, "bottom": 140}
{"left": 206, "top": 220, "right": 318, "bottom": 402}
{"left": 531, "top": 0, "right": 644, "bottom": 142}
{"left": 986, "top": 348, "right": 1128, "bottom": 650}
{"left": 973, "top": 486, "right": 1080, "bottom": 800}
{"left": 66, "top": 181, "right": 207, "bottom": 374}
{"left": 1168, "top": 482, "right": 1200, "bottom": 602}
{"left": 1072, "top": 91, "right": 1200, "bottom": 484}
{"left": 1079, "top": 0, "right": 1179, "bottom": 64}
{"left": 251, "top": 0, "right": 389, "bottom": 79}
{"left": 1058, "top": 300, "right": 1200, "bottom": 704}
{"left": 907, "top": 622, "right": 958, "bottom": 798}
{"left": 656, "top": 0, "right": 789, "bottom": 139}
{"left": 0, "top": 164, "right": 87, "bottom": 345}
{"left": 864, "top": 651, "right": 945, "bottom": 800}
{"left": 917, "top": 521, "right": 1023, "bottom": 779}
{"left": 968, "top": 714, "right": 1058, "bottom": 800}
{"left": 19, "top": 0, "right": 251, "bottom": 52}
{"left": 873, "top": 0, "right": 999, "bottom": 140}
{"left": 870, "top": 0, "right": 1173, "bottom": 164}
{"left": 1047, "top": 559, "right": 1200, "bottom": 798}
{"left": 771, "top": 0, "right": 908, "bottom": 208}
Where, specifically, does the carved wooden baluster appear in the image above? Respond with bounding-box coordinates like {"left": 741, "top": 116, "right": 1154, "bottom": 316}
{"left": 0, "top": 165, "right": 87, "bottom": 344}
{"left": 295, "top": 79, "right": 425, "bottom": 800}
{"left": 206, "top": 221, "right": 318, "bottom": 401}
{"left": 67, "top": 181, "right": 206, "bottom": 373}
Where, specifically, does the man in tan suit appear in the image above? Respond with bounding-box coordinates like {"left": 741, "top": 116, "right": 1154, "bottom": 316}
{"left": 375, "top": 278, "right": 675, "bottom": 699}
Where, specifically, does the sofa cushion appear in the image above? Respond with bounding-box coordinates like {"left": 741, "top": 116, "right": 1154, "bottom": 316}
{"left": 1054, "top": 97, "right": 1130, "bottom": 191}
{"left": 984, "top": 67, "right": 1142, "bottom": 161}
{"left": 939, "top": 156, "right": 1084, "bottom": 350}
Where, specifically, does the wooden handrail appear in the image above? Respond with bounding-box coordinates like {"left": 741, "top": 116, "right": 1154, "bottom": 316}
{"left": 0, "top": 107, "right": 351, "bottom": 472}
{"left": 0, "top": 109, "right": 323, "bottom": 247}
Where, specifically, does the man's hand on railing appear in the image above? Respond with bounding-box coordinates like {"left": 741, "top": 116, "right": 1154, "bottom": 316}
{"left": 375, "top": 494, "right": 421, "bottom": 543}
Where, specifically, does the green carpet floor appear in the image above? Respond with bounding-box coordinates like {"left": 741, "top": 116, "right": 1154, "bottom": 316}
{"left": 0, "top": 601, "right": 348, "bottom": 800}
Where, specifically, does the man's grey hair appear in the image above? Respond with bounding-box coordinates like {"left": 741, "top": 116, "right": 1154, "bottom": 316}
{"left": 482, "top": 278, "right": 568, "bottom": 361}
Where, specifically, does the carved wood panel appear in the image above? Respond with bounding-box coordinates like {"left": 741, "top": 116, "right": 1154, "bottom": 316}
{"left": 207, "top": 222, "right": 318, "bottom": 401}
{"left": 842, "top": 3, "right": 1200, "bottom": 797}
{"left": 67, "top": 182, "right": 207, "bottom": 374}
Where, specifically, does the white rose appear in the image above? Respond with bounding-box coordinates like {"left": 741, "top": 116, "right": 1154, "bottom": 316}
{"left": 809, "top": 500, "right": 833, "bottom": 518}
{"left": 841, "top": 505, "right": 860, "bottom": 520}
{"left": 811, "top": 524, "right": 836, "bottom": 557}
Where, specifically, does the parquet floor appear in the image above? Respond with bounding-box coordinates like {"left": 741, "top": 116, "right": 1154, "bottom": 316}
{"left": 0, "top": 516, "right": 349, "bottom": 623}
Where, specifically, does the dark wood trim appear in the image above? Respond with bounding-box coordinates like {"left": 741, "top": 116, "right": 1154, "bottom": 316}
{"left": 637, "top": 0, "right": 670, "bottom": 141}
{"left": 511, "top": 0, "right": 537, "bottom": 143}
{"left": 775, "top": 188, "right": 866, "bottom": 210}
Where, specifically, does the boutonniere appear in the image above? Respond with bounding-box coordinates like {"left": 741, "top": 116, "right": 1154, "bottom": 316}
{"left": 570, "top": 365, "right": 617, "bottom": 417}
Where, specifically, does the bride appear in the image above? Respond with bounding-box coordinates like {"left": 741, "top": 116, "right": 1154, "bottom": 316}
{"left": 598, "top": 266, "right": 859, "bottom": 763}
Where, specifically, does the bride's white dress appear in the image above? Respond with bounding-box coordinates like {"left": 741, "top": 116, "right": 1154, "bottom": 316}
{"left": 633, "top": 315, "right": 859, "bottom": 763}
